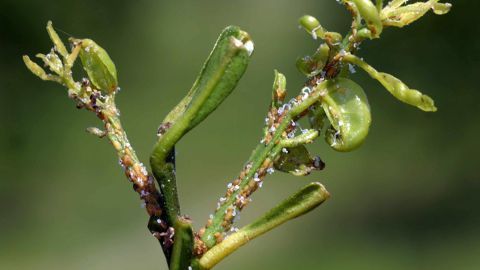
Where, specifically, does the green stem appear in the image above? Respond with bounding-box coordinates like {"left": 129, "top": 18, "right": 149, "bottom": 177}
{"left": 150, "top": 157, "right": 181, "bottom": 228}
{"left": 199, "top": 182, "right": 330, "bottom": 269}
{"left": 201, "top": 80, "right": 330, "bottom": 247}
{"left": 376, "top": 0, "right": 384, "bottom": 12}
{"left": 200, "top": 140, "right": 276, "bottom": 247}
{"left": 170, "top": 218, "right": 195, "bottom": 270}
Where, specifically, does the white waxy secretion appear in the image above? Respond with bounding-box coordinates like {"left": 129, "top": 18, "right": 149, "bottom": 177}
{"left": 243, "top": 40, "right": 254, "bottom": 56}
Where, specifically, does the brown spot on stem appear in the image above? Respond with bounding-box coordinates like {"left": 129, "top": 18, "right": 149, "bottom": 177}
{"left": 214, "top": 232, "right": 224, "bottom": 244}
{"left": 194, "top": 236, "right": 208, "bottom": 256}
{"left": 112, "top": 140, "right": 122, "bottom": 151}
{"left": 122, "top": 155, "right": 134, "bottom": 167}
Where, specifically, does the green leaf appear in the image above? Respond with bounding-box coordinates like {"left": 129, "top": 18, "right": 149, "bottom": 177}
{"left": 76, "top": 38, "right": 118, "bottom": 94}
{"left": 432, "top": 2, "right": 452, "bottom": 15}
{"left": 150, "top": 26, "right": 253, "bottom": 228}
{"left": 23, "top": 55, "right": 48, "bottom": 80}
{"left": 381, "top": 0, "right": 451, "bottom": 27}
{"left": 312, "top": 43, "right": 330, "bottom": 67}
{"left": 199, "top": 182, "right": 330, "bottom": 270}
{"left": 299, "top": 15, "right": 325, "bottom": 40}
{"left": 385, "top": 0, "right": 409, "bottom": 9}
{"left": 296, "top": 56, "right": 316, "bottom": 76}
{"left": 299, "top": 15, "right": 343, "bottom": 43}
{"left": 342, "top": 54, "right": 437, "bottom": 111}
{"left": 322, "top": 78, "right": 372, "bottom": 152}
{"left": 160, "top": 26, "right": 253, "bottom": 133}
{"left": 23, "top": 55, "right": 61, "bottom": 83}
{"left": 296, "top": 43, "right": 330, "bottom": 77}
{"left": 377, "top": 72, "right": 436, "bottom": 111}
{"left": 46, "top": 21, "right": 68, "bottom": 58}
{"left": 274, "top": 145, "right": 323, "bottom": 176}
{"left": 152, "top": 25, "right": 253, "bottom": 161}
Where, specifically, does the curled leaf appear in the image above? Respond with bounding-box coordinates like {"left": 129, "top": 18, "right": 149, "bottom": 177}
{"left": 160, "top": 26, "right": 253, "bottom": 132}
{"left": 296, "top": 56, "right": 316, "bottom": 76}
{"left": 376, "top": 72, "right": 436, "bottom": 111}
{"left": 313, "top": 43, "right": 330, "bottom": 65}
{"left": 274, "top": 145, "right": 324, "bottom": 176}
{"left": 342, "top": 54, "right": 437, "bottom": 111}
{"left": 356, "top": 27, "right": 375, "bottom": 39}
{"left": 76, "top": 38, "right": 118, "bottom": 94}
{"left": 381, "top": 0, "right": 451, "bottom": 27}
{"left": 276, "top": 129, "right": 321, "bottom": 176}
{"left": 296, "top": 43, "right": 330, "bottom": 77}
{"left": 322, "top": 78, "right": 371, "bottom": 152}
{"left": 299, "top": 15, "right": 325, "bottom": 40}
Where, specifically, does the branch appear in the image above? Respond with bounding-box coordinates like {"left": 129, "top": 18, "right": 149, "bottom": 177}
{"left": 23, "top": 21, "right": 172, "bottom": 258}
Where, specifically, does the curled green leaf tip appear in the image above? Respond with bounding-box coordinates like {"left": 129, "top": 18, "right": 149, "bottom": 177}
{"left": 322, "top": 78, "right": 372, "bottom": 152}
{"left": 296, "top": 43, "right": 330, "bottom": 77}
{"left": 299, "top": 15, "right": 325, "bottom": 40}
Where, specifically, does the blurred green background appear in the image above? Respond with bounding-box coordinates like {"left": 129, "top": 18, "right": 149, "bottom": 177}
{"left": 1, "top": 0, "right": 479, "bottom": 269}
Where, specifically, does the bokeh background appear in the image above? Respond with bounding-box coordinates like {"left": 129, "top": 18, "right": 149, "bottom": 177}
{"left": 1, "top": 0, "right": 479, "bottom": 269}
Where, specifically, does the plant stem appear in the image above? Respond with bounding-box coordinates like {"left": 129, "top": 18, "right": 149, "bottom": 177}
{"left": 200, "top": 80, "right": 330, "bottom": 248}
{"left": 91, "top": 95, "right": 175, "bottom": 253}
{"left": 66, "top": 85, "right": 174, "bottom": 259}
{"left": 170, "top": 217, "right": 195, "bottom": 270}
